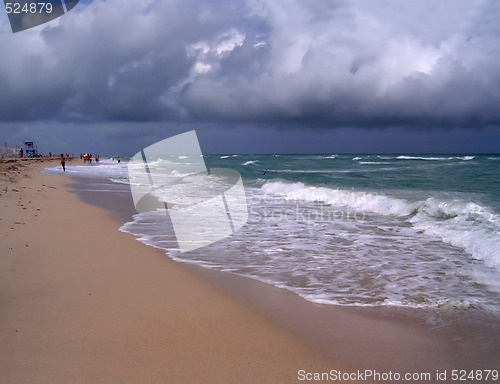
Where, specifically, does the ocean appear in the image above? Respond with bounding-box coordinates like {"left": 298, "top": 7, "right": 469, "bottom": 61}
{"left": 46, "top": 154, "right": 500, "bottom": 313}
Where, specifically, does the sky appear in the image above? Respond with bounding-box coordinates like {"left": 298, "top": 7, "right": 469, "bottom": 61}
{"left": 1, "top": 0, "right": 500, "bottom": 155}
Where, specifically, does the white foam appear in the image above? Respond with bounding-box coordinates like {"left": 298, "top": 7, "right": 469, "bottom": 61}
{"left": 303, "top": 295, "right": 475, "bottom": 310}
{"left": 44, "top": 158, "right": 129, "bottom": 181}
{"left": 377, "top": 156, "right": 394, "bottom": 160}
{"left": 397, "top": 156, "right": 448, "bottom": 161}
{"left": 242, "top": 160, "right": 259, "bottom": 166}
{"left": 410, "top": 196, "right": 500, "bottom": 271}
{"left": 261, "top": 181, "right": 416, "bottom": 216}
{"left": 261, "top": 181, "right": 500, "bottom": 275}
{"left": 397, "top": 155, "right": 475, "bottom": 161}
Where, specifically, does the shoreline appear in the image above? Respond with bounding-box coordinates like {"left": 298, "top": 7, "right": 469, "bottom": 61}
{"left": 2, "top": 159, "right": 499, "bottom": 383}
{"left": 0, "top": 158, "right": 336, "bottom": 383}
{"left": 65, "top": 164, "right": 500, "bottom": 372}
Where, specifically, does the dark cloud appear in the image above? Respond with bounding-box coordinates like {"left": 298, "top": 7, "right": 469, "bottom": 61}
{"left": 1, "top": 0, "right": 500, "bottom": 153}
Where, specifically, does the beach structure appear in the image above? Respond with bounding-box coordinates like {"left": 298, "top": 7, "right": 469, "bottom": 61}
{"left": 24, "top": 141, "right": 38, "bottom": 158}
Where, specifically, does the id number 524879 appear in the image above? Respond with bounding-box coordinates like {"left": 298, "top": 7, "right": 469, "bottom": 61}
{"left": 451, "top": 370, "right": 499, "bottom": 381}
{"left": 5, "top": 2, "right": 53, "bottom": 14}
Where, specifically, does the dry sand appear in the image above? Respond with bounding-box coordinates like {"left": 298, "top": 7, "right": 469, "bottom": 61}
{"left": 2, "top": 158, "right": 494, "bottom": 384}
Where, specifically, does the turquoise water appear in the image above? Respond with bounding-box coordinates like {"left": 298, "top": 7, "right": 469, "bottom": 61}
{"left": 47, "top": 154, "right": 500, "bottom": 311}
{"left": 208, "top": 154, "right": 500, "bottom": 204}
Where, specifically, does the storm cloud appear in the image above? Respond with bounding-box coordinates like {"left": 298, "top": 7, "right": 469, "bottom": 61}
{"left": 1, "top": 0, "right": 500, "bottom": 154}
{"left": 1, "top": 0, "right": 500, "bottom": 125}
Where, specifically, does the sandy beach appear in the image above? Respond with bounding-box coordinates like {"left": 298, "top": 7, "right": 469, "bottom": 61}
{"left": 0, "top": 159, "right": 336, "bottom": 383}
{"left": 1, "top": 159, "right": 498, "bottom": 383}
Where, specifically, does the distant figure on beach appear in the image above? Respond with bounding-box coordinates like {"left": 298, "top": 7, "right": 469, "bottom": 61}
{"left": 263, "top": 168, "right": 270, "bottom": 175}
{"left": 95, "top": 154, "right": 99, "bottom": 162}
{"left": 117, "top": 157, "right": 121, "bottom": 163}
{"left": 19, "top": 148, "right": 23, "bottom": 158}
{"left": 60, "top": 154, "right": 66, "bottom": 172}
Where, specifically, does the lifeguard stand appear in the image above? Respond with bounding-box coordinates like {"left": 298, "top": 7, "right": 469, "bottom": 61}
{"left": 24, "top": 141, "right": 38, "bottom": 158}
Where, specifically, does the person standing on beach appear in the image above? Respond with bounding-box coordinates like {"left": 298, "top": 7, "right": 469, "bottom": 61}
{"left": 60, "top": 154, "right": 66, "bottom": 172}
